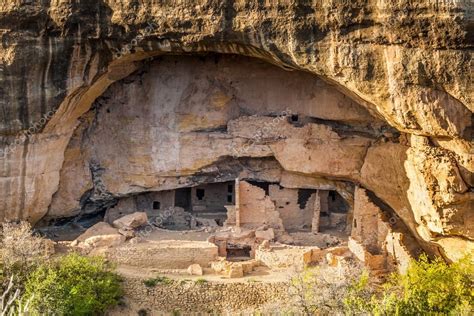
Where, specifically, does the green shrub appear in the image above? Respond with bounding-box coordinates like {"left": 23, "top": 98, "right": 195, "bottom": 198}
{"left": 344, "top": 254, "right": 474, "bottom": 315}
{"left": 143, "top": 278, "right": 159, "bottom": 287}
{"left": 24, "top": 253, "right": 122, "bottom": 315}
{"left": 195, "top": 278, "right": 207, "bottom": 285}
{"left": 143, "top": 276, "right": 173, "bottom": 287}
{"left": 343, "top": 271, "right": 376, "bottom": 315}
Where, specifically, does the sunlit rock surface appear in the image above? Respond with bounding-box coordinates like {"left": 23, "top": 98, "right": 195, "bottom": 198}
{"left": 0, "top": 1, "right": 472, "bottom": 261}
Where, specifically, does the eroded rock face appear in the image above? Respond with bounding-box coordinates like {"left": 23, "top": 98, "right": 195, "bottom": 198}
{"left": 48, "top": 55, "right": 383, "bottom": 218}
{"left": 0, "top": 2, "right": 472, "bottom": 260}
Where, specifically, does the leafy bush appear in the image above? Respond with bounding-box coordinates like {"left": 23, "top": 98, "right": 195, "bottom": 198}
{"left": 344, "top": 254, "right": 474, "bottom": 315}
{"left": 343, "top": 271, "right": 377, "bottom": 315}
{"left": 143, "top": 276, "right": 173, "bottom": 287}
{"left": 24, "top": 253, "right": 122, "bottom": 315}
{"left": 143, "top": 278, "right": 159, "bottom": 287}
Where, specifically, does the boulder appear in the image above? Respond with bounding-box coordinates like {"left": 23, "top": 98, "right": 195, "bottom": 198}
{"left": 118, "top": 228, "right": 135, "bottom": 239}
{"left": 76, "top": 222, "right": 119, "bottom": 242}
{"left": 259, "top": 240, "right": 271, "bottom": 249}
{"left": 187, "top": 263, "right": 203, "bottom": 276}
{"left": 211, "top": 259, "right": 230, "bottom": 274}
{"left": 326, "top": 253, "right": 337, "bottom": 266}
{"left": 228, "top": 264, "right": 244, "bottom": 278}
{"left": 241, "top": 260, "right": 259, "bottom": 274}
{"left": 84, "top": 234, "right": 126, "bottom": 248}
{"left": 255, "top": 228, "right": 275, "bottom": 241}
{"left": 112, "top": 212, "right": 148, "bottom": 230}
{"left": 255, "top": 225, "right": 269, "bottom": 231}
{"left": 277, "top": 233, "right": 294, "bottom": 244}
{"left": 195, "top": 217, "right": 218, "bottom": 227}
{"left": 232, "top": 227, "right": 255, "bottom": 239}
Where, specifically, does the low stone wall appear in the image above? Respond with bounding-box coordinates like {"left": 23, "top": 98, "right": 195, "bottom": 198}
{"left": 255, "top": 245, "right": 315, "bottom": 270}
{"left": 105, "top": 240, "right": 218, "bottom": 269}
{"left": 110, "top": 276, "right": 291, "bottom": 314}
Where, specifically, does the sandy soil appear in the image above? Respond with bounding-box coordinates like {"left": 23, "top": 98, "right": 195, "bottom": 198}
{"left": 117, "top": 264, "right": 295, "bottom": 284}
{"left": 289, "top": 229, "right": 348, "bottom": 247}
{"left": 142, "top": 227, "right": 213, "bottom": 242}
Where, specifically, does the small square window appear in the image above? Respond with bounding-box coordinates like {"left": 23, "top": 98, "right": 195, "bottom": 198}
{"left": 153, "top": 201, "right": 161, "bottom": 210}
{"left": 196, "top": 189, "right": 205, "bottom": 200}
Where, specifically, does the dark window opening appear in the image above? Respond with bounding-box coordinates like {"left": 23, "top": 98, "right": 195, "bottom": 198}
{"left": 153, "top": 201, "right": 161, "bottom": 210}
{"left": 227, "top": 195, "right": 233, "bottom": 203}
{"left": 297, "top": 189, "right": 315, "bottom": 209}
{"left": 328, "top": 190, "right": 349, "bottom": 214}
{"left": 226, "top": 243, "right": 251, "bottom": 261}
{"left": 320, "top": 190, "right": 350, "bottom": 233}
{"left": 227, "top": 184, "right": 233, "bottom": 193}
{"left": 175, "top": 188, "right": 192, "bottom": 212}
{"left": 291, "top": 114, "right": 299, "bottom": 122}
{"left": 196, "top": 189, "right": 205, "bottom": 200}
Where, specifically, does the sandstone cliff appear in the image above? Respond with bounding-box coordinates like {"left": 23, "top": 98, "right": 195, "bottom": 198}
{"left": 0, "top": 1, "right": 472, "bottom": 261}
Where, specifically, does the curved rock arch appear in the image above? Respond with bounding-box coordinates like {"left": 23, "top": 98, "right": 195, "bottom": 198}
{"left": 43, "top": 51, "right": 413, "bottom": 248}
{"left": 0, "top": 1, "right": 471, "bottom": 261}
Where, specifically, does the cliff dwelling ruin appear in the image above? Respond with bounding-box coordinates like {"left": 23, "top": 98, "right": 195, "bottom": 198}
{"left": 105, "top": 180, "right": 349, "bottom": 233}
{"left": 1, "top": 1, "right": 472, "bottom": 314}
{"left": 26, "top": 53, "right": 428, "bottom": 280}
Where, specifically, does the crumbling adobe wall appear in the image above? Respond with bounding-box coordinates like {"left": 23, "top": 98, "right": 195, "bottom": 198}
{"left": 350, "top": 187, "right": 416, "bottom": 273}
{"left": 268, "top": 185, "right": 315, "bottom": 231}
{"left": 351, "top": 188, "right": 384, "bottom": 254}
{"left": 104, "top": 190, "right": 175, "bottom": 223}
{"left": 239, "top": 181, "right": 284, "bottom": 230}
{"left": 190, "top": 182, "right": 233, "bottom": 214}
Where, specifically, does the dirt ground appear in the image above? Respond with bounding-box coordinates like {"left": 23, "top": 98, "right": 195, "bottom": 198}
{"left": 143, "top": 227, "right": 213, "bottom": 242}
{"left": 289, "top": 229, "right": 348, "bottom": 247}
{"left": 116, "top": 264, "right": 294, "bottom": 284}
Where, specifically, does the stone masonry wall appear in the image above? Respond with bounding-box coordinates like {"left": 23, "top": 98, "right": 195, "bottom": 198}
{"left": 110, "top": 276, "right": 291, "bottom": 315}
{"left": 105, "top": 240, "right": 218, "bottom": 269}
